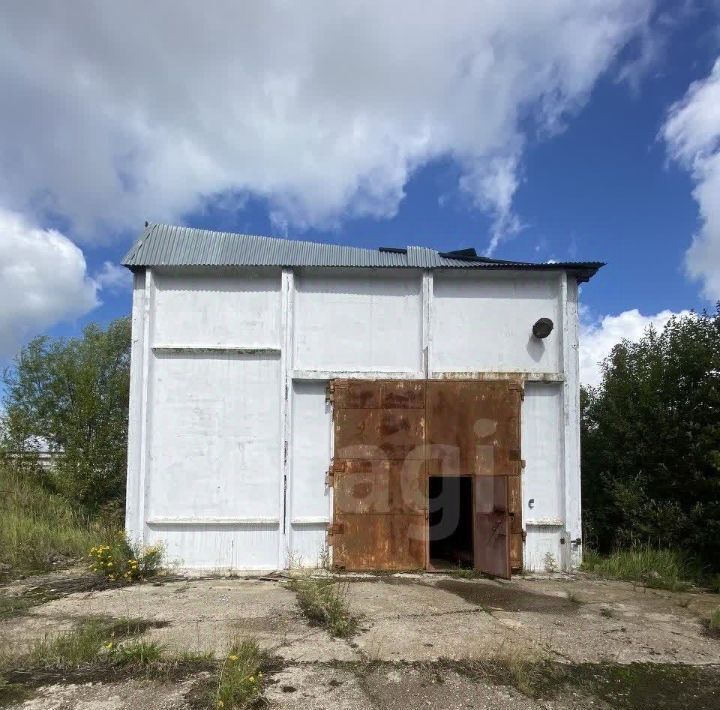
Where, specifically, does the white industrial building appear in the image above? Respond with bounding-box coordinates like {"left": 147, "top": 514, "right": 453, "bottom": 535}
{"left": 122, "top": 224, "right": 602, "bottom": 576}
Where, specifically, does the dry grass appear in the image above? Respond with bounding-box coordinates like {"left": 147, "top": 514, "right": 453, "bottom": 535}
{"left": 707, "top": 607, "right": 720, "bottom": 638}
{"left": 287, "top": 574, "right": 359, "bottom": 638}
{"left": 479, "top": 648, "right": 555, "bottom": 699}
{"left": 0, "top": 464, "right": 104, "bottom": 575}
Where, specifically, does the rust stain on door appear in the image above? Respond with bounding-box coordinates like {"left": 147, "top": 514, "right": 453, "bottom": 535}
{"left": 331, "top": 379, "right": 522, "bottom": 575}
{"left": 332, "top": 380, "right": 426, "bottom": 571}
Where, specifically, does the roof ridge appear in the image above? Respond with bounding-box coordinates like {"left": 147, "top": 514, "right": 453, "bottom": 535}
{"left": 146, "top": 222, "right": 390, "bottom": 255}
{"left": 122, "top": 223, "right": 604, "bottom": 283}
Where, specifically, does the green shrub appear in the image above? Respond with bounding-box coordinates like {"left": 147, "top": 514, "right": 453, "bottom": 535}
{"left": 88, "top": 532, "right": 164, "bottom": 583}
{"left": 581, "top": 547, "right": 693, "bottom": 591}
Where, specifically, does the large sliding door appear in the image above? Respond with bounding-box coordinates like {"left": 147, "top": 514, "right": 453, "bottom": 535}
{"left": 330, "top": 379, "right": 522, "bottom": 576}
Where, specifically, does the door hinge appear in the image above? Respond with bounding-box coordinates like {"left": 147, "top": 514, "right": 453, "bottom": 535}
{"left": 521, "top": 529, "right": 527, "bottom": 542}
{"left": 326, "top": 522, "right": 345, "bottom": 545}
{"left": 326, "top": 381, "right": 335, "bottom": 405}
{"left": 508, "top": 382, "right": 525, "bottom": 400}
{"left": 325, "top": 459, "right": 346, "bottom": 487}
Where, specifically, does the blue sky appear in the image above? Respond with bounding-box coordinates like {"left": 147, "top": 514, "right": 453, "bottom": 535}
{"left": 2, "top": 1, "right": 719, "bottom": 386}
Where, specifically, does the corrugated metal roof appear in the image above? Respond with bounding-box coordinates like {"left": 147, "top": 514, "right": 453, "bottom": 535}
{"left": 122, "top": 223, "right": 604, "bottom": 281}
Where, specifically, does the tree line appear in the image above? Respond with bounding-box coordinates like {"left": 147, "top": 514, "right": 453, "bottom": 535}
{"left": 2, "top": 307, "right": 718, "bottom": 572}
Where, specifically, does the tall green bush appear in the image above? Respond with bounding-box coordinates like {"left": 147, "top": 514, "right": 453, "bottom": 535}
{"left": 582, "top": 306, "right": 720, "bottom": 573}
{"left": 1, "top": 317, "right": 131, "bottom": 513}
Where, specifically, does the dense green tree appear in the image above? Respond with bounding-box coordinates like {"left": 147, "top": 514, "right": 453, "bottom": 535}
{"left": 1, "top": 317, "right": 131, "bottom": 512}
{"left": 581, "top": 306, "right": 720, "bottom": 573}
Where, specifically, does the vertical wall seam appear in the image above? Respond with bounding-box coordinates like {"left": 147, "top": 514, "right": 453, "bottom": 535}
{"left": 423, "top": 270, "right": 433, "bottom": 378}
{"left": 125, "top": 271, "right": 144, "bottom": 540}
{"left": 279, "top": 268, "right": 294, "bottom": 567}
{"left": 137, "top": 268, "right": 154, "bottom": 544}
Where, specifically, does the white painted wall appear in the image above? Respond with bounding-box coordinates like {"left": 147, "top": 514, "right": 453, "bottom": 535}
{"left": 431, "top": 271, "right": 562, "bottom": 374}
{"left": 294, "top": 269, "right": 423, "bottom": 375}
{"left": 147, "top": 352, "right": 281, "bottom": 521}
{"left": 127, "top": 265, "right": 583, "bottom": 572}
{"left": 521, "top": 383, "right": 566, "bottom": 571}
{"left": 153, "top": 269, "right": 281, "bottom": 348}
{"left": 287, "top": 381, "right": 332, "bottom": 567}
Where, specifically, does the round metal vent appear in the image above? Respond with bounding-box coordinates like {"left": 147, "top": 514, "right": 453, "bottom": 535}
{"left": 532, "top": 317, "right": 554, "bottom": 339}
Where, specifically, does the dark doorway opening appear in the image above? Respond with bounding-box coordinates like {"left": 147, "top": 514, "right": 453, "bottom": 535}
{"left": 428, "top": 476, "right": 473, "bottom": 569}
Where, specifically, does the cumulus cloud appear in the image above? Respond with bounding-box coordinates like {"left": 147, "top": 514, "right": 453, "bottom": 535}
{"left": 662, "top": 58, "right": 720, "bottom": 300}
{"left": 0, "top": 1, "right": 650, "bottom": 247}
{"left": 94, "top": 261, "right": 132, "bottom": 293}
{"left": 579, "top": 308, "right": 691, "bottom": 387}
{"left": 0, "top": 209, "right": 98, "bottom": 358}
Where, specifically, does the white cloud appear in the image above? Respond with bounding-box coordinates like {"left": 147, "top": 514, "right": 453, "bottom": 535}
{"left": 0, "top": 1, "right": 650, "bottom": 248}
{"left": 94, "top": 261, "right": 131, "bottom": 294}
{"left": 579, "top": 308, "right": 691, "bottom": 387}
{"left": 0, "top": 209, "right": 98, "bottom": 358}
{"left": 662, "top": 58, "right": 720, "bottom": 300}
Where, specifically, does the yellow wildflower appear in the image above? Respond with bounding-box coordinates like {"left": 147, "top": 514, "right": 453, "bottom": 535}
{"left": 228, "top": 655, "right": 238, "bottom": 661}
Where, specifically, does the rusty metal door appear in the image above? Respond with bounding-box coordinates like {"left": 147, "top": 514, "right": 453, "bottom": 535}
{"left": 330, "top": 379, "right": 522, "bottom": 574}
{"left": 330, "top": 380, "right": 426, "bottom": 570}
{"left": 426, "top": 380, "right": 522, "bottom": 579}
{"left": 473, "top": 475, "right": 510, "bottom": 578}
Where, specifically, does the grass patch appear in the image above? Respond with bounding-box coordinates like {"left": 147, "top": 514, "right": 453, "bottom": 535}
{"left": 0, "top": 464, "right": 106, "bottom": 577}
{"left": 1, "top": 617, "right": 164, "bottom": 673}
{"left": 0, "top": 594, "right": 38, "bottom": 620}
{"left": 566, "top": 591, "right": 584, "bottom": 605}
{"left": 445, "top": 565, "right": 484, "bottom": 579}
{"left": 442, "top": 658, "right": 720, "bottom": 708}
{"left": 0, "top": 617, "right": 212, "bottom": 706}
{"left": 0, "top": 618, "right": 270, "bottom": 709}
{"left": 482, "top": 651, "right": 554, "bottom": 699}
{"left": 110, "top": 639, "right": 164, "bottom": 666}
{"left": 0, "top": 617, "right": 144, "bottom": 703}
{"left": 287, "top": 574, "right": 359, "bottom": 638}
{"left": 0, "top": 573, "right": 113, "bottom": 621}
{"left": 706, "top": 607, "right": 720, "bottom": 638}
{"left": 581, "top": 547, "right": 693, "bottom": 592}
{"left": 214, "top": 639, "right": 265, "bottom": 709}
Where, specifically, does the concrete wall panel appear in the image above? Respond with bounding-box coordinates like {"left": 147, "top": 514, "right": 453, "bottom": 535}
{"left": 432, "top": 272, "right": 561, "bottom": 374}
{"left": 147, "top": 523, "right": 279, "bottom": 571}
{"left": 521, "top": 382, "right": 566, "bottom": 571}
{"left": 294, "top": 269, "right": 422, "bottom": 373}
{"left": 153, "top": 270, "right": 281, "bottom": 347}
{"left": 288, "top": 380, "right": 332, "bottom": 566}
{"left": 147, "top": 352, "right": 281, "bottom": 521}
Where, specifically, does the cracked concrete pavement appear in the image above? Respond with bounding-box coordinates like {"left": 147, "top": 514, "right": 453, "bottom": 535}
{"left": 2, "top": 570, "right": 719, "bottom": 708}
